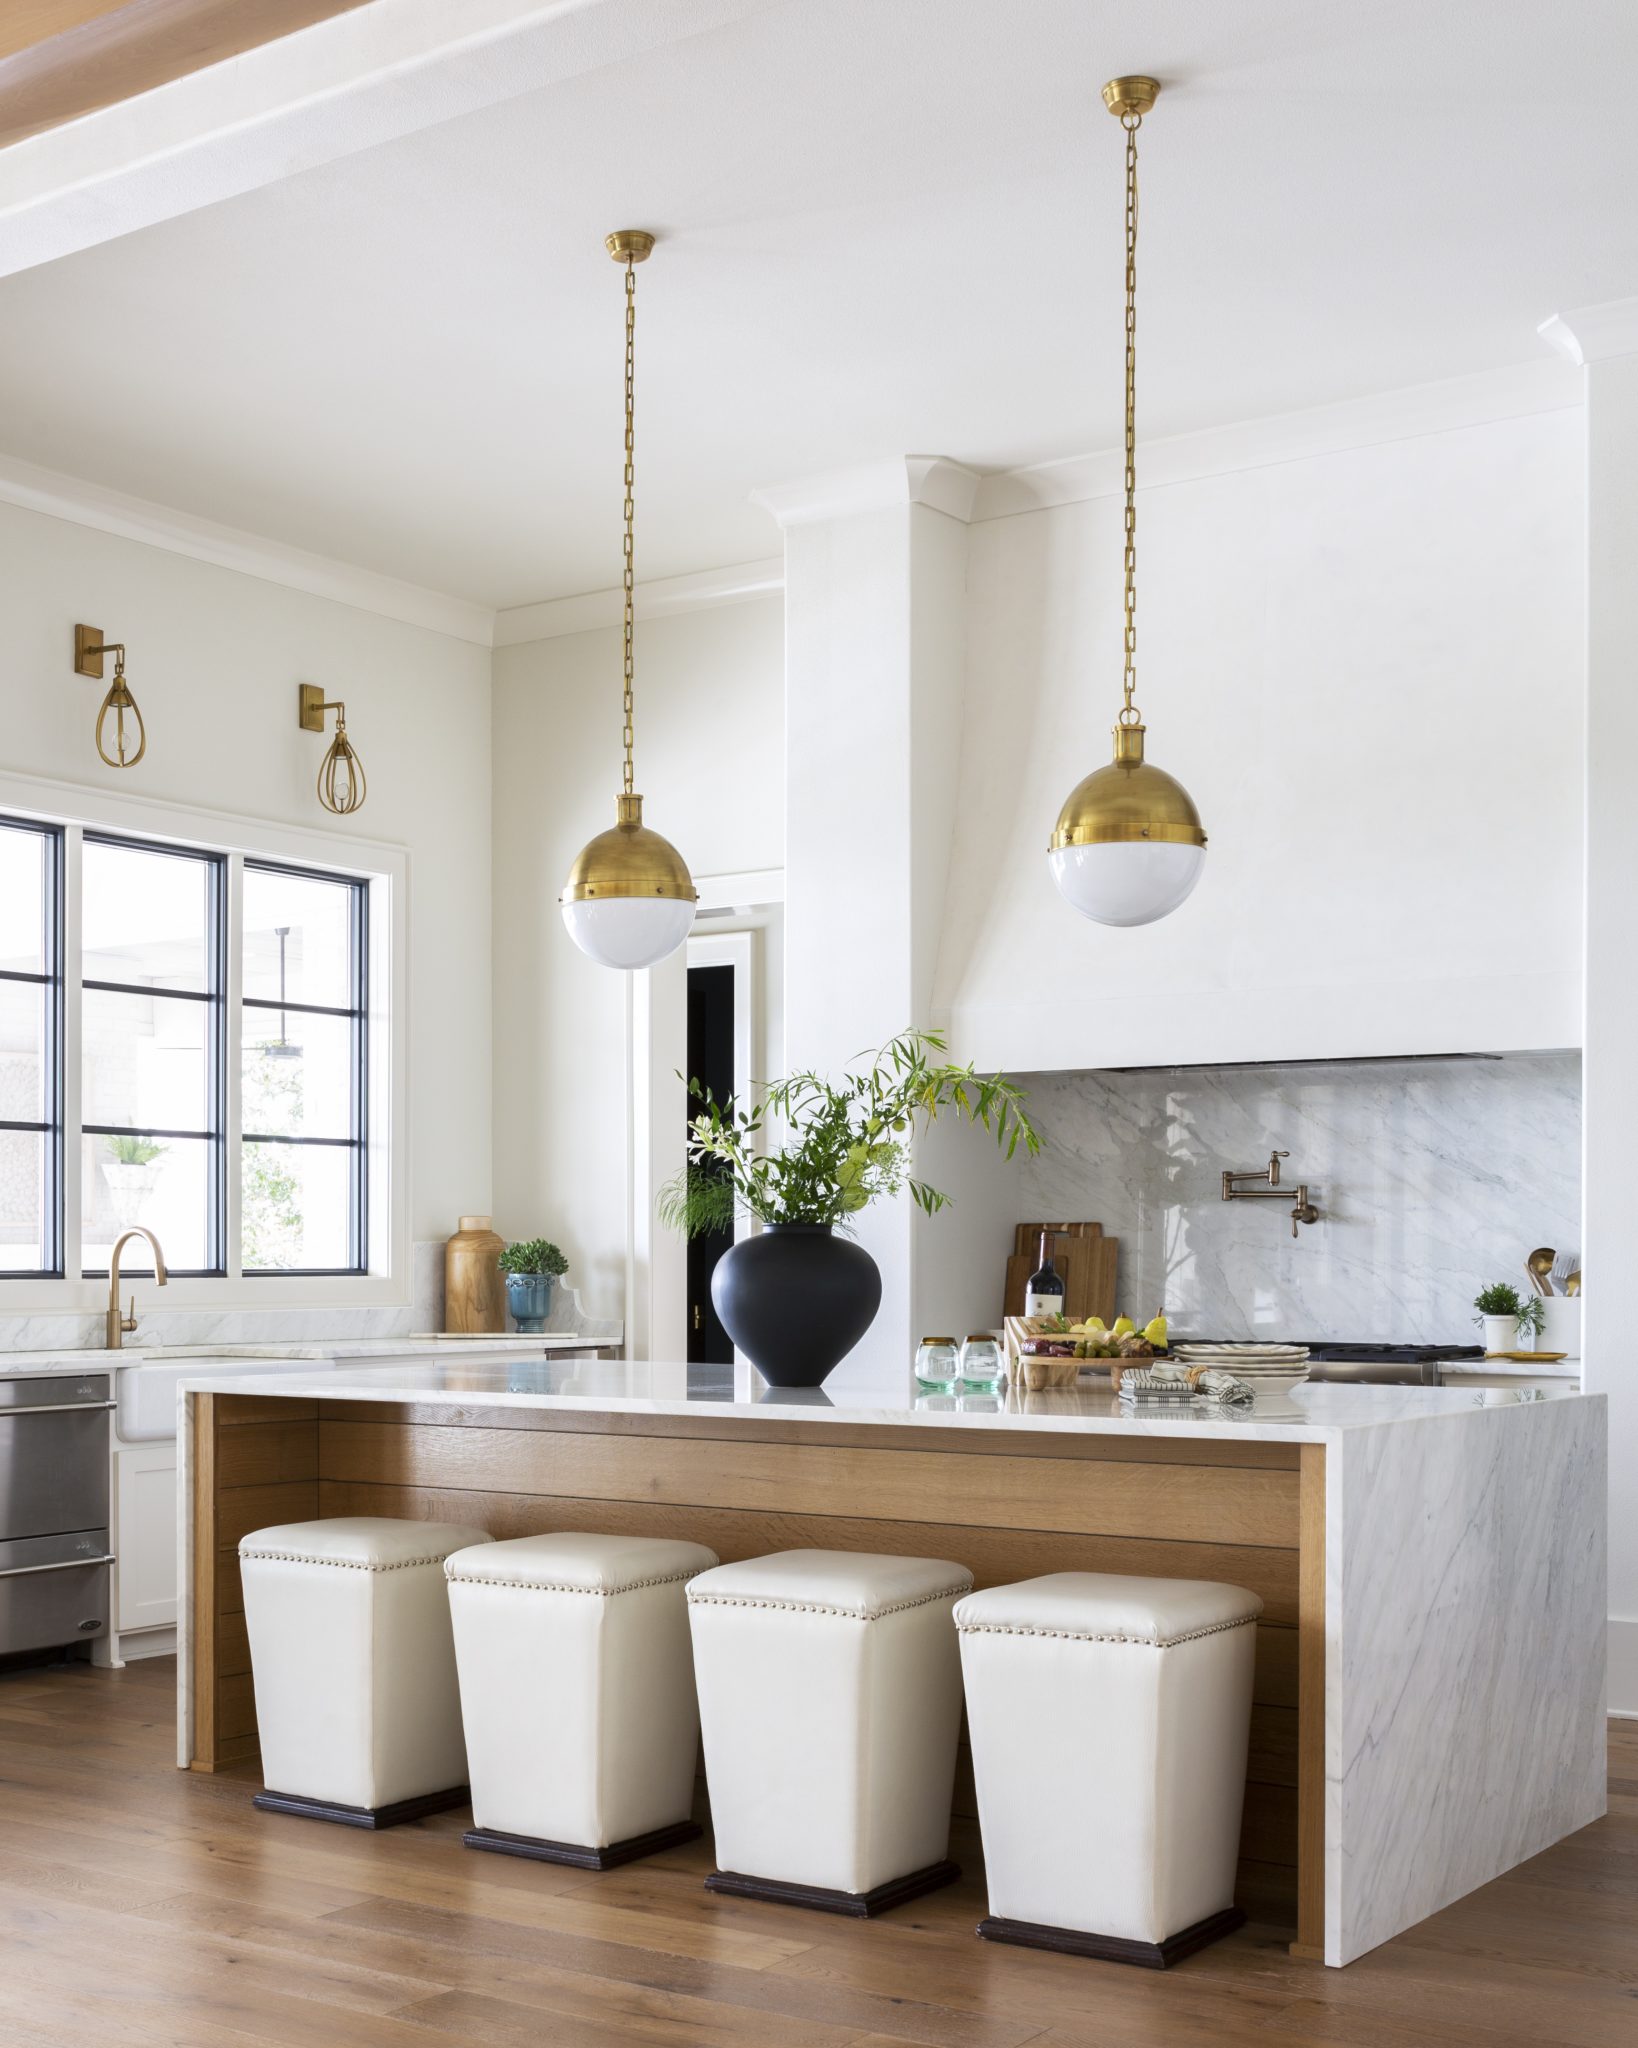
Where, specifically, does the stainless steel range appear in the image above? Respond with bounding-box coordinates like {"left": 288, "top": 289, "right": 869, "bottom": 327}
{"left": 0, "top": 1372, "right": 113, "bottom": 1658}
{"left": 1294, "top": 1344, "right": 1485, "bottom": 1385}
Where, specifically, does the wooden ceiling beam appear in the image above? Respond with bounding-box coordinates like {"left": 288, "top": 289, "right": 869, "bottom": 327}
{"left": 0, "top": 0, "right": 375, "bottom": 151}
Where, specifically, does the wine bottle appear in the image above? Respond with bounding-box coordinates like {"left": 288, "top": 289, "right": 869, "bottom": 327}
{"left": 1024, "top": 1229, "right": 1065, "bottom": 1318}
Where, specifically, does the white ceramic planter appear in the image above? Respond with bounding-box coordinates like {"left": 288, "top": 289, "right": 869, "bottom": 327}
{"left": 1539, "top": 1295, "right": 1580, "bottom": 1358}
{"left": 1481, "top": 1314, "right": 1518, "bottom": 1356}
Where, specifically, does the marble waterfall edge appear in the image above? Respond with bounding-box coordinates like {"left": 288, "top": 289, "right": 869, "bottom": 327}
{"left": 1328, "top": 1392, "right": 1605, "bottom": 1964}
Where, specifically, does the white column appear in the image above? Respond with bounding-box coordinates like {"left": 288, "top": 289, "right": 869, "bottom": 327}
{"left": 1542, "top": 297, "right": 1638, "bottom": 1713}
{"left": 755, "top": 458, "right": 977, "bottom": 1381}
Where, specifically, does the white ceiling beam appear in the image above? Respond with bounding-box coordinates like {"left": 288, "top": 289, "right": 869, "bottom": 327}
{"left": 0, "top": 0, "right": 774, "bottom": 279}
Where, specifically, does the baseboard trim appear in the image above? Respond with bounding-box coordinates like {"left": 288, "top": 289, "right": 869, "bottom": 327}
{"left": 464, "top": 1820, "right": 701, "bottom": 1869}
{"left": 253, "top": 1785, "right": 468, "bottom": 1830}
{"left": 706, "top": 1859, "right": 960, "bottom": 1917}
{"left": 977, "top": 1906, "right": 1246, "bottom": 1970}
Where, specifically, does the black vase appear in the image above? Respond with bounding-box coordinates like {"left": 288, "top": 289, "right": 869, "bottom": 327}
{"left": 710, "top": 1224, "right": 882, "bottom": 1387}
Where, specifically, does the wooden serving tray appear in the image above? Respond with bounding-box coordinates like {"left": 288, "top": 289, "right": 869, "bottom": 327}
{"left": 1484, "top": 1350, "right": 1568, "bottom": 1362}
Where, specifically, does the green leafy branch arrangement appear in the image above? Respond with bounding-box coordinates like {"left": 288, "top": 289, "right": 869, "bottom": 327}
{"left": 659, "top": 1029, "right": 1040, "bottom": 1240}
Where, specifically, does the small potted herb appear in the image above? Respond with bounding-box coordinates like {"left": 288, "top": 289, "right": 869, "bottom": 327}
{"left": 1473, "top": 1282, "right": 1543, "bottom": 1356}
{"left": 498, "top": 1239, "right": 568, "bottom": 1332}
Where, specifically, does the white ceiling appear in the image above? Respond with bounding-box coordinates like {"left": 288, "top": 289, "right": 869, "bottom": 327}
{"left": 0, "top": 0, "right": 1633, "bottom": 612}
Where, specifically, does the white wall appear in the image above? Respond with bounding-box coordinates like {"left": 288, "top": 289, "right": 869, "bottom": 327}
{"left": 490, "top": 596, "right": 784, "bottom": 1319}
{"left": 1577, "top": 330, "right": 1638, "bottom": 1715}
{"left": 936, "top": 410, "right": 1585, "bottom": 1071}
{"left": 0, "top": 496, "right": 492, "bottom": 1279}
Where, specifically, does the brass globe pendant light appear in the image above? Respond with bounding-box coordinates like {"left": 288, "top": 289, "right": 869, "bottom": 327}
{"left": 560, "top": 231, "right": 698, "bottom": 970}
{"left": 1049, "top": 78, "right": 1207, "bottom": 927}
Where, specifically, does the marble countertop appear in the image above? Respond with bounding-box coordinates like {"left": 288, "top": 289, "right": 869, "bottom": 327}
{"left": 1438, "top": 1355, "right": 1579, "bottom": 1378}
{"left": 0, "top": 1334, "right": 612, "bottom": 1379}
{"left": 173, "top": 1355, "right": 1589, "bottom": 1445}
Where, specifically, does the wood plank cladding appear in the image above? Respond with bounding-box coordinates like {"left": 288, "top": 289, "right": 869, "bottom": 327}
{"left": 190, "top": 1392, "right": 1321, "bottom": 1919}
{"left": 316, "top": 1418, "right": 1301, "bottom": 1548}
{"left": 0, "top": 0, "right": 373, "bottom": 151}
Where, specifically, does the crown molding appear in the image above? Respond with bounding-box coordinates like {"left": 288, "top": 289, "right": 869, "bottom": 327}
{"left": 751, "top": 455, "right": 981, "bottom": 530}
{"left": 971, "top": 358, "right": 1583, "bottom": 521}
{"left": 0, "top": 450, "right": 494, "bottom": 644}
{"left": 1539, "top": 297, "right": 1638, "bottom": 366}
{"left": 493, "top": 557, "right": 784, "bottom": 648}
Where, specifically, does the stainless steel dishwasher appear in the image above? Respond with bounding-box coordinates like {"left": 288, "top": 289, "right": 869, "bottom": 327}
{"left": 0, "top": 1373, "right": 113, "bottom": 1656}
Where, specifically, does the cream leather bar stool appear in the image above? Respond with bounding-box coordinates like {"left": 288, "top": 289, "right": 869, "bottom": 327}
{"left": 956, "top": 1572, "right": 1263, "bottom": 1968}
{"left": 687, "top": 1548, "right": 973, "bottom": 1915}
{"left": 240, "top": 1517, "right": 492, "bottom": 1828}
{"left": 445, "top": 1531, "right": 719, "bottom": 1868}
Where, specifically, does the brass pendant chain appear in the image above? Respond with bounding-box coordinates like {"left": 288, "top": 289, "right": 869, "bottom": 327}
{"left": 621, "top": 253, "right": 637, "bottom": 797}
{"left": 1119, "top": 107, "right": 1141, "bottom": 730}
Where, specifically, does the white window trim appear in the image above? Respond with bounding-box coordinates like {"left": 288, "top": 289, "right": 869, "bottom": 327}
{"left": 0, "top": 766, "right": 408, "bottom": 1310}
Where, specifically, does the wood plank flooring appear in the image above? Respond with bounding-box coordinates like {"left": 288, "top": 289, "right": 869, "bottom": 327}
{"left": 1, "top": 1655, "right": 1633, "bottom": 2048}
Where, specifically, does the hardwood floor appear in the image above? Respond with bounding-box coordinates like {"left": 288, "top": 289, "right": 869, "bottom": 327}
{"left": 0, "top": 1656, "right": 1633, "bottom": 2048}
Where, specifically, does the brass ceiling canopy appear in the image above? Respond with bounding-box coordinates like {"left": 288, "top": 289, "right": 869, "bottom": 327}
{"left": 559, "top": 231, "right": 698, "bottom": 971}
{"left": 1048, "top": 77, "right": 1209, "bottom": 928}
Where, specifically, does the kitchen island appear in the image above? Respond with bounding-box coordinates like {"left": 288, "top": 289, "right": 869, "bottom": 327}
{"left": 176, "top": 1362, "right": 1605, "bottom": 1969}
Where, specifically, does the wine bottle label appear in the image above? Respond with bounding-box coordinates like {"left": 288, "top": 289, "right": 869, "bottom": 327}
{"left": 1024, "top": 1286, "right": 1063, "bottom": 1317}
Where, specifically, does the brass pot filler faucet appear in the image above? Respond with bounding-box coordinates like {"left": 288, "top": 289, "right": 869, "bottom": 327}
{"left": 1221, "top": 1152, "right": 1320, "bottom": 1239}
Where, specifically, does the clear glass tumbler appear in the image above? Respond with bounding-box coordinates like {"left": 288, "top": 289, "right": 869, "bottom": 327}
{"left": 959, "top": 1333, "right": 1004, "bottom": 1393}
{"left": 914, "top": 1336, "right": 961, "bottom": 1391}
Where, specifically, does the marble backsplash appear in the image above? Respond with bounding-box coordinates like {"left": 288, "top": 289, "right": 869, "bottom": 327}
{"left": 0, "top": 1240, "right": 446, "bottom": 1351}
{"left": 1013, "top": 1052, "right": 1581, "bottom": 1343}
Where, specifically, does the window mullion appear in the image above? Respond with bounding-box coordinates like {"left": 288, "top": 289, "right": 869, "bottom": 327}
{"left": 60, "top": 825, "right": 83, "bottom": 1288}
{"left": 225, "top": 853, "right": 244, "bottom": 1281}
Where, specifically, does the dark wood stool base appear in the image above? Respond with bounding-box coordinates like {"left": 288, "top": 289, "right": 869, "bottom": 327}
{"left": 253, "top": 1785, "right": 469, "bottom": 1830}
{"left": 977, "top": 1905, "right": 1246, "bottom": 1970}
{"left": 706, "top": 1859, "right": 960, "bottom": 1918}
{"left": 464, "top": 1820, "right": 702, "bottom": 1870}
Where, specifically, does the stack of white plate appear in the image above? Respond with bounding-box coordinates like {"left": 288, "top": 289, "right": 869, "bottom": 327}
{"left": 1172, "top": 1343, "right": 1310, "bottom": 1381}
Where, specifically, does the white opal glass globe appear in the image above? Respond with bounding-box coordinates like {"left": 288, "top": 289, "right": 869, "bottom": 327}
{"left": 1048, "top": 840, "right": 1206, "bottom": 928}
{"left": 561, "top": 894, "right": 695, "bottom": 970}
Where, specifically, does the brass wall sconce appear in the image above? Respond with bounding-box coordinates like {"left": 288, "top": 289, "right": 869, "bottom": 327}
{"left": 1222, "top": 1151, "right": 1321, "bottom": 1240}
{"left": 73, "top": 624, "right": 147, "bottom": 769}
{"left": 298, "top": 684, "right": 366, "bottom": 815}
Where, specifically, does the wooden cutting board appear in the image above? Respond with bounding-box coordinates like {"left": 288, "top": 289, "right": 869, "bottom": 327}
{"left": 1004, "top": 1233, "right": 1117, "bottom": 1324}
{"left": 1013, "top": 1220, "right": 1102, "bottom": 1257}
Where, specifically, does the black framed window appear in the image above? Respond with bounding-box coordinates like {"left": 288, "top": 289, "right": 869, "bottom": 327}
{"left": 81, "top": 834, "right": 227, "bottom": 1277}
{"left": 0, "top": 818, "right": 64, "bottom": 1277}
{"left": 240, "top": 861, "right": 368, "bottom": 1275}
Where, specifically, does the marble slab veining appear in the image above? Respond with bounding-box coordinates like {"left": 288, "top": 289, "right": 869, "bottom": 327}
{"left": 1328, "top": 1392, "right": 1606, "bottom": 1964}
{"left": 1013, "top": 1052, "right": 1581, "bottom": 1343}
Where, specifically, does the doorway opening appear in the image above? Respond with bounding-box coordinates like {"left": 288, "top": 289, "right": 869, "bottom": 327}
{"left": 685, "top": 962, "right": 735, "bottom": 1363}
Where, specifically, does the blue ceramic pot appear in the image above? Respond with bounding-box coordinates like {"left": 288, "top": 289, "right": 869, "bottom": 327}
{"left": 505, "top": 1272, "right": 555, "bottom": 1332}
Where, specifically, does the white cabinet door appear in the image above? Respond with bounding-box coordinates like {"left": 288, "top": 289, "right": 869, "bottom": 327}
{"left": 114, "top": 1442, "right": 178, "bottom": 1632}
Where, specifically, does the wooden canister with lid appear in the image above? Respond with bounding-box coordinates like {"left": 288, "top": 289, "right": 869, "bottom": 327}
{"left": 445, "top": 1214, "right": 505, "bottom": 1333}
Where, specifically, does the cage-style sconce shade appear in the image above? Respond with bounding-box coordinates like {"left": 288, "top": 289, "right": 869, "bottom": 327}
{"left": 73, "top": 624, "right": 147, "bottom": 769}
{"left": 298, "top": 683, "right": 367, "bottom": 815}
